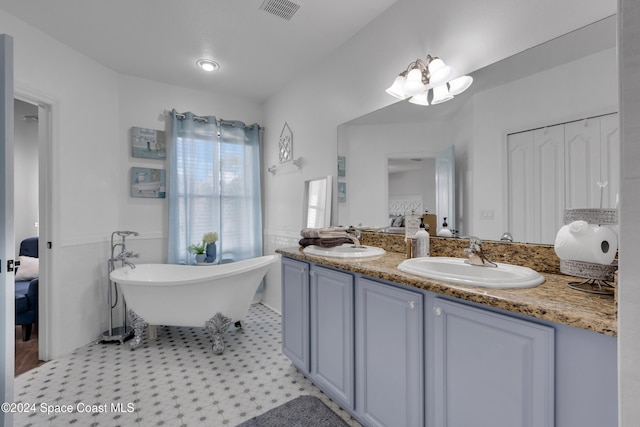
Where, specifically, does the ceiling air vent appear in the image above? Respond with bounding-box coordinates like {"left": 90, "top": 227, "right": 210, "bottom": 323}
{"left": 259, "top": 0, "right": 301, "bottom": 21}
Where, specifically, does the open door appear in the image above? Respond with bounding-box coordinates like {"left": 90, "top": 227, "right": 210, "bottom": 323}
{"left": 0, "top": 34, "right": 15, "bottom": 427}
{"left": 435, "top": 145, "right": 456, "bottom": 235}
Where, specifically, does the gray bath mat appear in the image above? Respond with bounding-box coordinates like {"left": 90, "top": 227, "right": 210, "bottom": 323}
{"left": 236, "top": 395, "right": 349, "bottom": 427}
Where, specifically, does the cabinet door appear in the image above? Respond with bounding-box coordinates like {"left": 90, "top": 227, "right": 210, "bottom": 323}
{"left": 310, "top": 266, "right": 354, "bottom": 409}
{"left": 432, "top": 298, "right": 554, "bottom": 427}
{"left": 281, "top": 257, "right": 310, "bottom": 373}
{"left": 356, "top": 278, "right": 424, "bottom": 427}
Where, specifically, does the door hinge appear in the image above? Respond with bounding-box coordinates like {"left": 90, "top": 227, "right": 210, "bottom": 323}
{"left": 7, "top": 259, "right": 18, "bottom": 272}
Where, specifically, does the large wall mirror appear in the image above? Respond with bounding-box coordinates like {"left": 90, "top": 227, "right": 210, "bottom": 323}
{"left": 337, "top": 16, "right": 618, "bottom": 244}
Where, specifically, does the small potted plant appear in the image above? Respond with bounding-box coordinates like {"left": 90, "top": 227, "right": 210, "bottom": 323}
{"left": 188, "top": 241, "right": 206, "bottom": 263}
{"left": 189, "top": 232, "right": 218, "bottom": 263}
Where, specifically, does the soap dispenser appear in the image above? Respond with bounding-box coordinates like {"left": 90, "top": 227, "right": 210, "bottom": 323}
{"left": 414, "top": 218, "right": 430, "bottom": 257}
{"left": 438, "top": 217, "right": 453, "bottom": 237}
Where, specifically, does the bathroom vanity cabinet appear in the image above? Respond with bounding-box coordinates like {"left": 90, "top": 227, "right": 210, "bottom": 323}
{"left": 280, "top": 255, "right": 617, "bottom": 427}
{"left": 282, "top": 258, "right": 424, "bottom": 426}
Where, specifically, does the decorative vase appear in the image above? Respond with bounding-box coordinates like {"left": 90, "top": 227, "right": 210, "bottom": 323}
{"left": 196, "top": 253, "right": 206, "bottom": 263}
{"left": 205, "top": 242, "right": 217, "bottom": 263}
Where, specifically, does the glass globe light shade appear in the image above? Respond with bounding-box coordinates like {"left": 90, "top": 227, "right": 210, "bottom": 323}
{"left": 386, "top": 75, "right": 408, "bottom": 99}
{"left": 431, "top": 84, "right": 454, "bottom": 104}
{"left": 448, "top": 75, "right": 473, "bottom": 95}
{"left": 408, "top": 90, "right": 430, "bottom": 106}
{"left": 428, "top": 58, "right": 454, "bottom": 86}
{"left": 404, "top": 68, "right": 426, "bottom": 96}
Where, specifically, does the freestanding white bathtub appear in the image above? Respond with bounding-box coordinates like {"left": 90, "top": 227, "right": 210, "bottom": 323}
{"left": 110, "top": 254, "right": 279, "bottom": 351}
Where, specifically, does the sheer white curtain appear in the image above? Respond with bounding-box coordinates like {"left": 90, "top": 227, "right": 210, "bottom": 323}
{"left": 167, "top": 110, "right": 262, "bottom": 264}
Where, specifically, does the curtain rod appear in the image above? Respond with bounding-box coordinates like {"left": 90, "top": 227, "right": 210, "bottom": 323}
{"left": 170, "top": 111, "right": 263, "bottom": 130}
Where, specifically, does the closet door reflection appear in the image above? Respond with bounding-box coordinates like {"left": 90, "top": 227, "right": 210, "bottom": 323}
{"left": 304, "top": 176, "right": 333, "bottom": 228}
{"left": 507, "top": 113, "right": 619, "bottom": 244}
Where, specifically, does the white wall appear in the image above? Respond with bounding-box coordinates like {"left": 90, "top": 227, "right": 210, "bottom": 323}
{"left": 618, "top": 1, "right": 640, "bottom": 424}
{"left": 13, "top": 98, "right": 38, "bottom": 253}
{"left": 389, "top": 159, "right": 436, "bottom": 212}
{"left": 3, "top": 8, "right": 122, "bottom": 358}
{"left": 2, "top": 10, "right": 263, "bottom": 358}
{"left": 116, "top": 74, "right": 263, "bottom": 265}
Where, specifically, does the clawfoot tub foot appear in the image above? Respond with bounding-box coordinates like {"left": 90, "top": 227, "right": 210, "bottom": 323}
{"left": 205, "top": 313, "right": 233, "bottom": 355}
{"left": 128, "top": 309, "right": 148, "bottom": 350}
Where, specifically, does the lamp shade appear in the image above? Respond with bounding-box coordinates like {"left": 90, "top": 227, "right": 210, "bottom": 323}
{"left": 404, "top": 68, "right": 425, "bottom": 96}
{"left": 448, "top": 75, "right": 473, "bottom": 95}
{"left": 431, "top": 84, "right": 453, "bottom": 104}
{"left": 428, "top": 58, "right": 454, "bottom": 86}
{"left": 386, "top": 75, "right": 408, "bottom": 99}
{"left": 409, "top": 90, "right": 430, "bottom": 106}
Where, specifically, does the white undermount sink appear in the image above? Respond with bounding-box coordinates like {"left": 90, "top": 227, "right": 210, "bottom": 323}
{"left": 303, "top": 244, "right": 386, "bottom": 259}
{"left": 398, "top": 257, "right": 545, "bottom": 288}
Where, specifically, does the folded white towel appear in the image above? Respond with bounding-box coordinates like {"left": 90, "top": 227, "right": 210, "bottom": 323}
{"left": 300, "top": 227, "right": 349, "bottom": 239}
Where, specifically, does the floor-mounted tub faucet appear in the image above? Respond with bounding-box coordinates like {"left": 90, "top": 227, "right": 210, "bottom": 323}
{"left": 101, "top": 230, "right": 140, "bottom": 344}
{"left": 116, "top": 250, "right": 139, "bottom": 269}
{"left": 111, "top": 231, "right": 140, "bottom": 269}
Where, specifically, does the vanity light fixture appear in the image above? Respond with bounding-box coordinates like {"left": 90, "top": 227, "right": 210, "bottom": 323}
{"left": 386, "top": 54, "right": 473, "bottom": 106}
{"left": 196, "top": 59, "right": 221, "bottom": 72}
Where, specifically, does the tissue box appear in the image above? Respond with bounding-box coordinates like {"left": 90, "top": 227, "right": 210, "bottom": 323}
{"left": 422, "top": 214, "right": 437, "bottom": 237}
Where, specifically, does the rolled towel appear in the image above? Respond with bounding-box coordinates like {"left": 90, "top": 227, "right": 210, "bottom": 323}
{"left": 299, "top": 237, "right": 353, "bottom": 248}
{"left": 300, "top": 227, "right": 349, "bottom": 239}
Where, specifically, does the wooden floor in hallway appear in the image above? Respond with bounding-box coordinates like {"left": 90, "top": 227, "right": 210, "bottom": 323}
{"left": 14, "top": 325, "right": 45, "bottom": 377}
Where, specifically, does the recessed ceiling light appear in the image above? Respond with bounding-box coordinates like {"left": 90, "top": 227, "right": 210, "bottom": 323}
{"left": 196, "top": 59, "right": 220, "bottom": 72}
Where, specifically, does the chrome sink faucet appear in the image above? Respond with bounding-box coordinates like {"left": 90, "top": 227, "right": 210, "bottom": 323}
{"left": 346, "top": 229, "right": 363, "bottom": 248}
{"left": 464, "top": 236, "right": 497, "bottom": 267}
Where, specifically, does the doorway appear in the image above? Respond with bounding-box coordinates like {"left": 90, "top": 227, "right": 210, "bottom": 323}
{"left": 13, "top": 99, "right": 39, "bottom": 375}
{"left": 13, "top": 90, "right": 53, "bottom": 373}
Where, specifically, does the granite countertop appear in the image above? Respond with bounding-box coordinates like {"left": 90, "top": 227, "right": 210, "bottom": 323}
{"left": 276, "top": 247, "right": 617, "bottom": 337}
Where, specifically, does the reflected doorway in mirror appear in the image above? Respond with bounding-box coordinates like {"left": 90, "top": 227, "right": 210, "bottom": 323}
{"left": 304, "top": 176, "right": 333, "bottom": 228}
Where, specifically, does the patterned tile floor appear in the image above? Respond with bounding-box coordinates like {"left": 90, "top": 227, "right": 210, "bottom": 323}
{"left": 14, "top": 303, "right": 363, "bottom": 427}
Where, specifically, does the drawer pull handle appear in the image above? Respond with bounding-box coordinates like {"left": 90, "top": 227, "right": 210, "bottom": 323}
{"left": 433, "top": 306, "right": 443, "bottom": 316}
{"left": 409, "top": 301, "right": 416, "bottom": 309}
